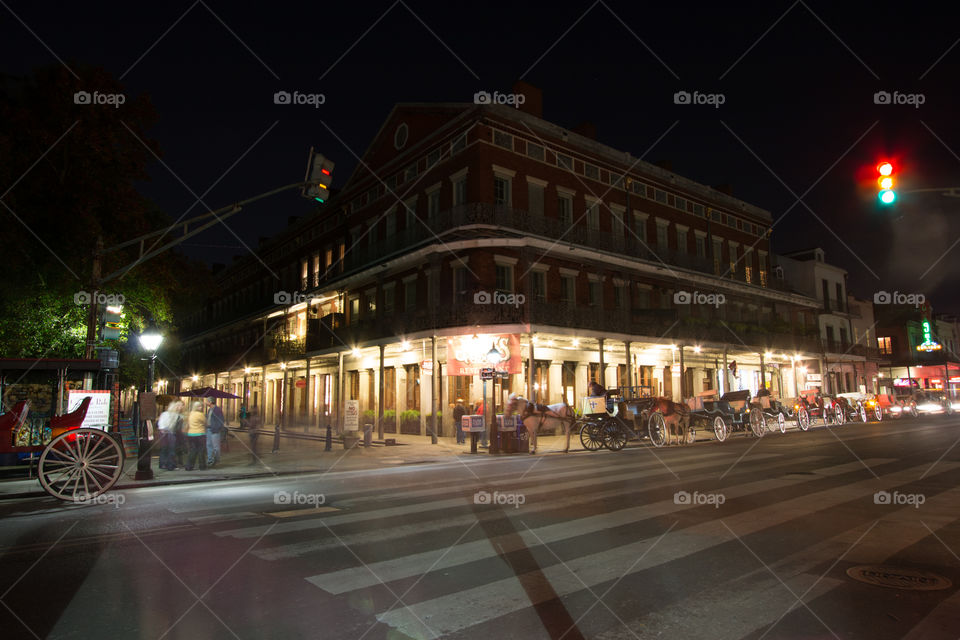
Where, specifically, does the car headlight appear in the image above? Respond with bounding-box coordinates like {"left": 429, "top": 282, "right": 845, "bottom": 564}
{"left": 918, "top": 403, "right": 942, "bottom": 412}
{"left": 890, "top": 406, "right": 902, "bottom": 413}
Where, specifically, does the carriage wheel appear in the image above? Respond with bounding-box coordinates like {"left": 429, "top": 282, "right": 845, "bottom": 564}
{"left": 909, "top": 403, "right": 919, "bottom": 418}
{"left": 749, "top": 408, "right": 765, "bottom": 438}
{"left": 579, "top": 420, "right": 604, "bottom": 451}
{"left": 833, "top": 405, "right": 845, "bottom": 426}
{"left": 776, "top": 412, "right": 786, "bottom": 434}
{"left": 648, "top": 413, "right": 667, "bottom": 448}
{"left": 713, "top": 416, "right": 728, "bottom": 442}
{"left": 602, "top": 419, "right": 628, "bottom": 451}
{"left": 874, "top": 404, "right": 883, "bottom": 422}
{"left": 857, "top": 403, "right": 867, "bottom": 423}
{"left": 797, "top": 408, "right": 810, "bottom": 431}
{"left": 38, "top": 428, "right": 125, "bottom": 502}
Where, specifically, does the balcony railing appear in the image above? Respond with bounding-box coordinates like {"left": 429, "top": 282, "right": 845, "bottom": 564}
{"left": 328, "top": 204, "right": 771, "bottom": 287}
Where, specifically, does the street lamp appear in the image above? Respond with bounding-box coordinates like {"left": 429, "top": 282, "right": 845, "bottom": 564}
{"left": 136, "top": 330, "right": 163, "bottom": 480}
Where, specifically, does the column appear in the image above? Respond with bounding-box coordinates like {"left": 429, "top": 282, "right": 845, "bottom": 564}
{"left": 624, "top": 341, "right": 632, "bottom": 392}
{"left": 819, "top": 356, "right": 828, "bottom": 394}
{"left": 378, "top": 344, "right": 385, "bottom": 439}
{"left": 305, "top": 356, "right": 312, "bottom": 427}
{"left": 678, "top": 345, "right": 685, "bottom": 400}
{"left": 759, "top": 352, "right": 766, "bottom": 392}
{"left": 527, "top": 334, "right": 535, "bottom": 401}
{"left": 431, "top": 335, "right": 439, "bottom": 443}
{"left": 598, "top": 338, "right": 606, "bottom": 388}
{"left": 575, "top": 362, "right": 588, "bottom": 404}
{"left": 548, "top": 361, "right": 562, "bottom": 406}
{"left": 337, "top": 351, "right": 344, "bottom": 433}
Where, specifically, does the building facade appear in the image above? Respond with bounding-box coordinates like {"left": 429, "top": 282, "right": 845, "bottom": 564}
{"left": 179, "top": 89, "right": 826, "bottom": 435}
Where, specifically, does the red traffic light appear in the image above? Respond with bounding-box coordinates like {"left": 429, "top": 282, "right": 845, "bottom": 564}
{"left": 877, "top": 161, "right": 893, "bottom": 176}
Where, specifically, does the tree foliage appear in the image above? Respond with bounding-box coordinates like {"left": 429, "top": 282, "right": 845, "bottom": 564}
{"left": 0, "top": 64, "right": 213, "bottom": 379}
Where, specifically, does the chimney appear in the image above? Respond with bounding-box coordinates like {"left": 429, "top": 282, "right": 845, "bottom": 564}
{"left": 572, "top": 121, "right": 596, "bottom": 140}
{"left": 512, "top": 81, "right": 542, "bottom": 118}
{"left": 712, "top": 184, "right": 733, "bottom": 196}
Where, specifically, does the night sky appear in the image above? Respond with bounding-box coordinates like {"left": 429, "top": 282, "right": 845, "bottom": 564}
{"left": 3, "top": 1, "right": 959, "bottom": 312}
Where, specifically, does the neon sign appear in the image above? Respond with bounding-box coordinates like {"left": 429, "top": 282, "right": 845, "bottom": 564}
{"left": 916, "top": 320, "right": 942, "bottom": 352}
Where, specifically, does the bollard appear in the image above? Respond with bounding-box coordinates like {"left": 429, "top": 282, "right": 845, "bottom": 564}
{"left": 470, "top": 432, "right": 478, "bottom": 454}
{"left": 272, "top": 424, "right": 280, "bottom": 453}
{"left": 324, "top": 424, "right": 332, "bottom": 451}
{"left": 364, "top": 423, "right": 373, "bottom": 448}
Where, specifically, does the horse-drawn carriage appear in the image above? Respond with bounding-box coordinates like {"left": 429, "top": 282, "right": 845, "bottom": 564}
{"left": 794, "top": 390, "right": 845, "bottom": 430}
{"left": 0, "top": 397, "right": 124, "bottom": 501}
{"left": 574, "top": 391, "right": 693, "bottom": 451}
{"left": 687, "top": 390, "right": 766, "bottom": 442}
{"left": 834, "top": 392, "right": 876, "bottom": 423}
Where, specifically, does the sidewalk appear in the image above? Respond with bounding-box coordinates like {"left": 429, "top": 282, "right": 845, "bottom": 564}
{"left": 0, "top": 430, "right": 577, "bottom": 500}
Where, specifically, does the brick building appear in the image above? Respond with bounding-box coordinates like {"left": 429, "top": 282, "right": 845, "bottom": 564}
{"left": 179, "top": 86, "right": 823, "bottom": 435}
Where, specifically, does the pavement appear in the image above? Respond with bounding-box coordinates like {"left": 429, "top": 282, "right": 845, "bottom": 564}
{"left": 0, "top": 427, "right": 580, "bottom": 500}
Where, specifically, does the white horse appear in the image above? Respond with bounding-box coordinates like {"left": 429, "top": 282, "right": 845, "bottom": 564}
{"left": 504, "top": 393, "right": 577, "bottom": 454}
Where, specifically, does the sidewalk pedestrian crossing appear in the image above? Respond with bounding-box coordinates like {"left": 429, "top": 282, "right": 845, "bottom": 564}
{"left": 189, "top": 444, "right": 960, "bottom": 639}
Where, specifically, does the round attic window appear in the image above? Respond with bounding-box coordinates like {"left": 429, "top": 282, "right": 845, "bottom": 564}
{"left": 394, "top": 123, "right": 409, "bottom": 149}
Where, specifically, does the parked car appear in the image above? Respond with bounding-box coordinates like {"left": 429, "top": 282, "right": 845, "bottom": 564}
{"left": 913, "top": 390, "right": 956, "bottom": 417}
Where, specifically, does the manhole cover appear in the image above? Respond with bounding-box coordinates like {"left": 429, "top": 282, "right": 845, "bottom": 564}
{"left": 846, "top": 565, "right": 952, "bottom": 591}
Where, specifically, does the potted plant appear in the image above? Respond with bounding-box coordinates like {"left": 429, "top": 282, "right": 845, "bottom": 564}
{"left": 342, "top": 430, "right": 360, "bottom": 449}
{"left": 383, "top": 409, "right": 396, "bottom": 433}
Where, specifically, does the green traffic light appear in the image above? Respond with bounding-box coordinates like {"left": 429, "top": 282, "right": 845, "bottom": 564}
{"left": 314, "top": 197, "right": 324, "bottom": 203}
{"left": 879, "top": 189, "right": 896, "bottom": 204}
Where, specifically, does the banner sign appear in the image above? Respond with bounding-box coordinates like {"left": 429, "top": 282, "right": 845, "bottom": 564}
{"left": 67, "top": 390, "right": 111, "bottom": 429}
{"left": 344, "top": 400, "right": 360, "bottom": 431}
{"left": 446, "top": 334, "right": 521, "bottom": 376}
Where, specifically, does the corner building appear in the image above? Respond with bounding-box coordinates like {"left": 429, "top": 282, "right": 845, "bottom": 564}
{"left": 180, "top": 91, "right": 823, "bottom": 436}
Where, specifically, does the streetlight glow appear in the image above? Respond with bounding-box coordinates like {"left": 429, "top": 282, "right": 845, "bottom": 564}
{"left": 139, "top": 332, "right": 163, "bottom": 352}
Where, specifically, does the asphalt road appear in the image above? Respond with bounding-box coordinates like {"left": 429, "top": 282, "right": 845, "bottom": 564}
{"left": 2, "top": 416, "right": 960, "bottom": 640}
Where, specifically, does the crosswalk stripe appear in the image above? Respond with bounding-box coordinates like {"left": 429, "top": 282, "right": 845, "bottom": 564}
{"left": 302, "top": 458, "right": 885, "bottom": 592}
{"left": 373, "top": 462, "right": 960, "bottom": 639}
{"left": 217, "top": 452, "right": 798, "bottom": 540}
{"left": 594, "top": 487, "right": 960, "bottom": 640}
{"left": 256, "top": 456, "right": 829, "bottom": 561}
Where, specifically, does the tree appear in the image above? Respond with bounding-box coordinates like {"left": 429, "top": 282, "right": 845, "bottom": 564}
{"left": 0, "top": 64, "right": 213, "bottom": 374}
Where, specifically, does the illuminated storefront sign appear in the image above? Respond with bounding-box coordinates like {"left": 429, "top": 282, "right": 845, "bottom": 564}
{"left": 916, "top": 320, "right": 942, "bottom": 352}
{"left": 446, "top": 334, "right": 521, "bottom": 376}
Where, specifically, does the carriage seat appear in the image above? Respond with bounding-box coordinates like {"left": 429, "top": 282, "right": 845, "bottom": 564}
{"left": 0, "top": 401, "right": 30, "bottom": 446}
{"left": 49, "top": 396, "right": 91, "bottom": 438}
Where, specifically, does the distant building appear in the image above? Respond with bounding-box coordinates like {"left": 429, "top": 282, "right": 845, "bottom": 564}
{"left": 178, "top": 85, "right": 823, "bottom": 435}
{"left": 875, "top": 304, "right": 958, "bottom": 397}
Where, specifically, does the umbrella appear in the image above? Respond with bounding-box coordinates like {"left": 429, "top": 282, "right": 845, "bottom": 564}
{"left": 175, "top": 386, "right": 240, "bottom": 399}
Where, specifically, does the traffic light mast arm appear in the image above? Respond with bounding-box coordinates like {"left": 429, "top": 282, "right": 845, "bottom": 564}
{"left": 97, "top": 181, "right": 310, "bottom": 286}
{"left": 897, "top": 187, "right": 960, "bottom": 198}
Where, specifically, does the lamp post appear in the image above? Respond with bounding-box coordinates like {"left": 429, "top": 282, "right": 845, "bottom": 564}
{"left": 486, "top": 344, "right": 502, "bottom": 454}
{"left": 136, "top": 330, "right": 163, "bottom": 480}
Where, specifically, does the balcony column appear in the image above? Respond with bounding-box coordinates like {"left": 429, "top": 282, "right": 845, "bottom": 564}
{"left": 819, "top": 356, "right": 829, "bottom": 395}
{"left": 759, "top": 352, "right": 766, "bottom": 392}
{"left": 431, "top": 335, "right": 438, "bottom": 444}
{"left": 527, "top": 334, "right": 535, "bottom": 401}
{"left": 337, "top": 351, "right": 344, "bottom": 433}
{"left": 624, "top": 341, "right": 633, "bottom": 392}
{"left": 548, "top": 361, "right": 562, "bottom": 406}
{"left": 575, "top": 362, "right": 588, "bottom": 403}
{"left": 792, "top": 358, "right": 799, "bottom": 397}
{"left": 598, "top": 338, "right": 606, "bottom": 388}
{"left": 378, "top": 344, "right": 385, "bottom": 440}
{"left": 679, "top": 345, "right": 685, "bottom": 400}
{"left": 305, "top": 356, "right": 312, "bottom": 429}
{"left": 722, "top": 348, "right": 728, "bottom": 395}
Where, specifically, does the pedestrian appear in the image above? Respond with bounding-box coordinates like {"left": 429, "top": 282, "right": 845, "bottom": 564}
{"left": 185, "top": 401, "right": 207, "bottom": 470}
{"left": 157, "top": 401, "right": 180, "bottom": 470}
{"left": 453, "top": 399, "right": 466, "bottom": 444}
{"left": 205, "top": 397, "right": 225, "bottom": 467}
{"left": 245, "top": 404, "right": 261, "bottom": 465}
{"left": 173, "top": 400, "right": 188, "bottom": 468}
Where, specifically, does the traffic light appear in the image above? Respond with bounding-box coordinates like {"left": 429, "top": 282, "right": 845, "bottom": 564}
{"left": 102, "top": 305, "right": 123, "bottom": 340}
{"left": 303, "top": 150, "right": 335, "bottom": 203}
{"left": 877, "top": 161, "right": 896, "bottom": 205}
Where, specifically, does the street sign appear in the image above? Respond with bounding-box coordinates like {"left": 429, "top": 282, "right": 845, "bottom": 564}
{"left": 480, "top": 368, "right": 495, "bottom": 380}
{"left": 496, "top": 370, "right": 510, "bottom": 379}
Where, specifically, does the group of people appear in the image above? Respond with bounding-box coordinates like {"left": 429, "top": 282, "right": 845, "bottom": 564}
{"left": 156, "top": 397, "right": 227, "bottom": 471}
{"left": 452, "top": 399, "right": 489, "bottom": 446}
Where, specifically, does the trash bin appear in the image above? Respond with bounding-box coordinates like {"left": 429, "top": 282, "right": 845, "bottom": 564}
{"left": 363, "top": 423, "right": 373, "bottom": 447}
{"left": 516, "top": 422, "right": 530, "bottom": 453}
